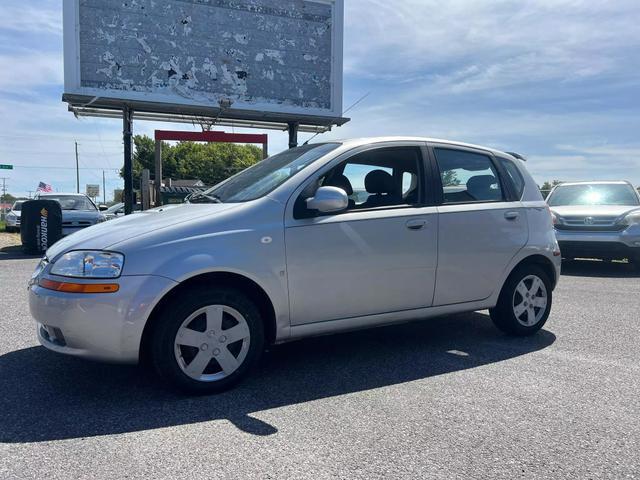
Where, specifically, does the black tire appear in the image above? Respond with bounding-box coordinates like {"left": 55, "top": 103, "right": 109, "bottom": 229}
{"left": 150, "top": 286, "right": 265, "bottom": 394}
{"left": 490, "top": 265, "right": 552, "bottom": 336}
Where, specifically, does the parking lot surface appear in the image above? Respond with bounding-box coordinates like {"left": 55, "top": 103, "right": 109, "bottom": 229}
{"left": 1, "top": 257, "right": 639, "bottom": 479}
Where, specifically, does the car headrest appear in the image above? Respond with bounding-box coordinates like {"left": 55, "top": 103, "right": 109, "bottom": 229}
{"left": 325, "top": 174, "right": 354, "bottom": 196}
{"left": 365, "top": 170, "right": 394, "bottom": 194}
{"left": 467, "top": 175, "right": 498, "bottom": 196}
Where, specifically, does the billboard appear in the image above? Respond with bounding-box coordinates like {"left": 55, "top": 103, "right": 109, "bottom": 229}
{"left": 86, "top": 184, "right": 100, "bottom": 197}
{"left": 63, "top": 0, "right": 345, "bottom": 126}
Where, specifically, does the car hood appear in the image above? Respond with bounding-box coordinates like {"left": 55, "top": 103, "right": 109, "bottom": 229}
{"left": 61, "top": 210, "right": 103, "bottom": 221}
{"left": 549, "top": 205, "right": 640, "bottom": 218}
{"left": 46, "top": 203, "right": 240, "bottom": 259}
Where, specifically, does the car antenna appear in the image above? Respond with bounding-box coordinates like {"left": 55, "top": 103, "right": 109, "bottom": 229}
{"left": 303, "top": 92, "right": 371, "bottom": 145}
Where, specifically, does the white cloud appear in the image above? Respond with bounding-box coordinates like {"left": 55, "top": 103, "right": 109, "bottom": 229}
{"left": 344, "top": 0, "right": 640, "bottom": 92}
{"left": 0, "top": 3, "right": 61, "bottom": 36}
{"left": 0, "top": 52, "right": 63, "bottom": 89}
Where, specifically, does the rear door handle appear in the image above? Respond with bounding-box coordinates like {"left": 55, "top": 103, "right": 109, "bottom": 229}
{"left": 504, "top": 211, "right": 520, "bottom": 220}
{"left": 406, "top": 219, "right": 427, "bottom": 230}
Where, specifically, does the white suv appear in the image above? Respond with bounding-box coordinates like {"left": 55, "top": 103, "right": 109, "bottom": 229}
{"left": 29, "top": 138, "right": 561, "bottom": 394}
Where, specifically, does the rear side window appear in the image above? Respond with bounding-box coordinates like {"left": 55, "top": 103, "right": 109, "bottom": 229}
{"left": 434, "top": 148, "right": 504, "bottom": 204}
{"left": 498, "top": 157, "right": 525, "bottom": 198}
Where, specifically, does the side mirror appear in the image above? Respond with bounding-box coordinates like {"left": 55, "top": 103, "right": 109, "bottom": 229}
{"left": 306, "top": 186, "right": 349, "bottom": 213}
{"left": 98, "top": 205, "right": 108, "bottom": 211}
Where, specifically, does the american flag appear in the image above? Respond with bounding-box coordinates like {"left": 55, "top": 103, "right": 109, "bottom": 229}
{"left": 36, "top": 182, "right": 52, "bottom": 193}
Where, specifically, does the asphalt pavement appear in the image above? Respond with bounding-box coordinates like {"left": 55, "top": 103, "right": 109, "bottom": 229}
{"left": 0, "top": 257, "right": 638, "bottom": 479}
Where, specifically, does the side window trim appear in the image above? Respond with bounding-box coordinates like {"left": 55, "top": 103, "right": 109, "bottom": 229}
{"left": 290, "top": 143, "right": 433, "bottom": 220}
{"left": 427, "top": 143, "right": 515, "bottom": 205}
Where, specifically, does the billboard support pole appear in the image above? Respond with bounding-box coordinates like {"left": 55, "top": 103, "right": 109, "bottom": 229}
{"left": 288, "top": 122, "right": 299, "bottom": 149}
{"left": 123, "top": 106, "right": 134, "bottom": 215}
{"left": 288, "top": 122, "right": 300, "bottom": 148}
{"left": 154, "top": 138, "right": 163, "bottom": 207}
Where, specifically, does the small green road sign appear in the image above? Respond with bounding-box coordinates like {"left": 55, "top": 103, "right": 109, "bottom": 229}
{"left": 0, "top": 164, "right": 13, "bottom": 170}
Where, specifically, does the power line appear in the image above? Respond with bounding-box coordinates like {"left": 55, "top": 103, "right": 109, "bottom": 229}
{"left": 9, "top": 165, "right": 120, "bottom": 172}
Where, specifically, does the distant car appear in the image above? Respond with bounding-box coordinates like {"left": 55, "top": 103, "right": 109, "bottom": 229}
{"left": 547, "top": 181, "right": 640, "bottom": 265}
{"left": 34, "top": 192, "right": 107, "bottom": 236}
{"left": 5, "top": 200, "right": 24, "bottom": 232}
{"left": 104, "top": 202, "right": 142, "bottom": 220}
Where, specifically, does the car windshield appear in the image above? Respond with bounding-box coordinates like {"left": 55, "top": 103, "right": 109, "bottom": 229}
{"left": 547, "top": 184, "right": 640, "bottom": 206}
{"left": 42, "top": 195, "right": 97, "bottom": 211}
{"left": 12, "top": 201, "right": 24, "bottom": 211}
{"left": 190, "top": 143, "right": 340, "bottom": 203}
{"left": 105, "top": 203, "right": 124, "bottom": 214}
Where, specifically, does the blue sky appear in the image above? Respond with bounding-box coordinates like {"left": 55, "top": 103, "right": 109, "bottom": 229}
{"left": 1, "top": 0, "right": 640, "bottom": 200}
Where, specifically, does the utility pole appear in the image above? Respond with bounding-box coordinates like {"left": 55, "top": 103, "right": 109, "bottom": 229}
{"left": 75, "top": 141, "right": 80, "bottom": 193}
{"left": 102, "top": 170, "right": 106, "bottom": 205}
{"left": 0, "top": 177, "right": 7, "bottom": 219}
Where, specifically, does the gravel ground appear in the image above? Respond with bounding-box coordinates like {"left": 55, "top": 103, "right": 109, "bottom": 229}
{"left": 0, "top": 231, "right": 20, "bottom": 249}
{"left": 0, "top": 257, "right": 638, "bottom": 479}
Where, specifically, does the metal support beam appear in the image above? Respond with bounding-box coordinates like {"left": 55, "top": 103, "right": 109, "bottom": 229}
{"left": 154, "top": 138, "right": 162, "bottom": 207}
{"left": 288, "top": 122, "right": 299, "bottom": 149}
{"left": 141, "top": 169, "right": 151, "bottom": 211}
{"left": 122, "top": 106, "right": 134, "bottom": 215}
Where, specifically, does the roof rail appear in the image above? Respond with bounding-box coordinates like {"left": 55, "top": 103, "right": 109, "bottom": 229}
{"left": 506, "top": 151, "right": 527, "bottom": 161}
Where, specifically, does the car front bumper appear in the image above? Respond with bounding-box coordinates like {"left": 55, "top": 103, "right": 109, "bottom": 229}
{"left": 29, "top": 273, "right": 178, "bottom": 363}
{"left": 555, "top": 225, "right": 640, "bottom": 258}
{"left": 6, "top": 216, "right": 19, "bottom": 228}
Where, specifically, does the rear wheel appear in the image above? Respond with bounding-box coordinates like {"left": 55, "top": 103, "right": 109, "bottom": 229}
{"left": 490, "top": 265, "right": 552, "bottom": 336}
{"left": 151, "top": 286, "right": 265, "bottom": 394}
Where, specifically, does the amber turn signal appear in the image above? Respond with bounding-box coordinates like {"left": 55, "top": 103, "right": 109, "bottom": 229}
{"left": 39, "top": 278, "right": 119, "bottom": 294}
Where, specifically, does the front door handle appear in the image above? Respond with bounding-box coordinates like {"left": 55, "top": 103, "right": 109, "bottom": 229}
{"left": 406, "top": 219, "right": 427, "bottom": 230}
{"left": 504, "top": 211, "right": 520, "bottom": 220}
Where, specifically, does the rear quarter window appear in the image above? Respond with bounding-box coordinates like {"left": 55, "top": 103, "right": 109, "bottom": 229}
{"left": 498, "top": 157, "right": 525, "bottom": 199}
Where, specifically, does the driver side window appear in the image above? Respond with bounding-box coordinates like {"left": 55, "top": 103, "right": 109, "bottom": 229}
{"left": 295, "top": 146, "right": 423, "bottom": 218}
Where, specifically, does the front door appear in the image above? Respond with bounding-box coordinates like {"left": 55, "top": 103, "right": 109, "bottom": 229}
{"left": 285, "top": 145, "right": 438, "bottom": 325}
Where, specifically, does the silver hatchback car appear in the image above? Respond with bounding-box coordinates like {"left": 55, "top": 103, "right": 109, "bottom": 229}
{"left": 29, "top": 138, "right": 561, "bottom": 393}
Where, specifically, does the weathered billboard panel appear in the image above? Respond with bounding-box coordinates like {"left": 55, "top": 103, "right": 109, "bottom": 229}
{"left": 63, "top": 0, "right": 344, "bottom": 125}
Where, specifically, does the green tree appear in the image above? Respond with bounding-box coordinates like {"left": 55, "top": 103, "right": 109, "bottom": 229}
{"left": 120, "top": 135, "right": 262, "bottom": 189}
{"left": 441, "top": 170, "right": 460, "bottom": 186}
{"left": 1, "top": 193, "right": 17, "bottom": 204}
{"left": 541, "top": 180, "right": 563, "bottom": 191}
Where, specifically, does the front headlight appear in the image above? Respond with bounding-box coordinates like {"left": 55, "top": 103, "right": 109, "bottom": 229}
{"left": 50, "top": 251, "right": 124, "bottom": 278}
{"left": 622, "top": 211, "right": 640, "bottom": 226}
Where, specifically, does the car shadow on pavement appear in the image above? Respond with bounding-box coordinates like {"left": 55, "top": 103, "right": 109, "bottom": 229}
{"left": 0, "top": 245, "right": 40, "bottom": 261}
{"left": 0, "top": 312, "right": 555, "bottom": 443}
{"left": 561, "top": 259, "right": 640, "bottom": 278}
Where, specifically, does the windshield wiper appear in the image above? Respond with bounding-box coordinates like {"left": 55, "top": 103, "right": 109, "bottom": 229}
{"left": 188, "top": 191, "right": 222, "bottom": 203}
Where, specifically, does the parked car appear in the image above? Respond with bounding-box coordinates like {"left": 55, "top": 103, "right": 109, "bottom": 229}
{"left": 547, "top": 181, "right": 640, "bottom": 265}
{"left": 34, "top": 192, "right": 107, "bottom": 236}
{"left": 104, "top": 202, "right": 143, "bottom": 220}
{"left": 29, "top": 138, "right": 560, "bottom": 394}
{"left": 5, "top": 200, "right": 24, "bottom": 232}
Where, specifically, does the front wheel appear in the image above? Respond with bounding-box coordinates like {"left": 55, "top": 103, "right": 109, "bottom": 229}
{"left": 150, "top": 286, "right": 265, "bottom": 394}
{"left": 490, "top": 265, "right": 552, "bottom": 336}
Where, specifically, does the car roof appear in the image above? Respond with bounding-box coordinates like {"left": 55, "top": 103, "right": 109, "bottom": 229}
{"left": 37, "top": 192, "right": 89, "bottom": 197}
{"left": 333, "top": 137, "right": 515, "bottom": 158}
{"left": 554, "top": 181, "right": 633, "bottom": 187}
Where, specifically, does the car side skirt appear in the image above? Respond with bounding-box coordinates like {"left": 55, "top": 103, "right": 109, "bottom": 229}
{"left": 286, "top": 298, "right": 495, "bottom": 343}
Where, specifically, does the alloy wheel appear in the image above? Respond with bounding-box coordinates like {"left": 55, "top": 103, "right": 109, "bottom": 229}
{"left": 174, "top": 305, "right": 251, "bottom": 382}
{"left": 512, "top": 274, "right": 548, "bottom": 327}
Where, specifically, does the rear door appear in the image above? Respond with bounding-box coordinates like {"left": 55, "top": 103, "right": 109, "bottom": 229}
{"left": 430, "top": 144, "right": 528, "bottom": 305}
